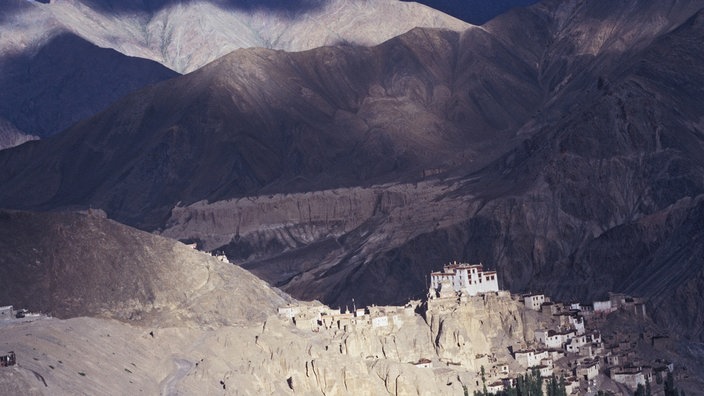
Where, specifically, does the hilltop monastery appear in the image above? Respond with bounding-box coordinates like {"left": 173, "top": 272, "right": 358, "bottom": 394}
{"left": 429, "top": 261, "right": 499, "bottom": 298}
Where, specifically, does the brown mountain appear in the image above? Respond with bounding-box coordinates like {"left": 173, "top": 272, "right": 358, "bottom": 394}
{"left": 1, "top": 0, "right": 704, "bottom": 341}
{"left": 0, "top": 25, "right": 544, "bottom": 227}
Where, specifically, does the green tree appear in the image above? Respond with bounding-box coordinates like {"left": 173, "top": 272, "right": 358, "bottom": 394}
{"left": 634, "top": 383, "right": 645, "bottom": 396}
{"left": 546, "top": 375, "right": 567, "bottom": 396}
{"left": 665, "top": 371, "right": 679, "bottom": 396}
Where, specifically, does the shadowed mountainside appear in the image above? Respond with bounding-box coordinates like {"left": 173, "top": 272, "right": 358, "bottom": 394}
{"left": 0, "top": 32, "right": 178, "bottom": 140}
{"left": 0, "top": 210, "right": 291, "bottom": 326}
{"left": 1, "top": 0, "right": 704, "bottom": 342}
{"left": 0, "top": 26, "right": 545, "bottom": 227}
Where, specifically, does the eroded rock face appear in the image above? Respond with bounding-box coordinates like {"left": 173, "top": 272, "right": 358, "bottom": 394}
{"left": 426, "top": 294, "right": 534, "bottom": 369}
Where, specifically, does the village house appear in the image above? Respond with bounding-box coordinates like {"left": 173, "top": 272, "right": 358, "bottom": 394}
{"left": 524, "top": 294, "right": 545, "bottom": 311}
{"left": 579, "top": 303, "right": 594, "bottom": 316}
{"left": 371, "top": 316, "right": 388, "bottom": 328}
{"left": 277, "top": 305, "right": 301, "bottom": 319}
{"left": 537, "top": 363, "right": 554, "bottom": 378}
{"left": 569, "top": 316, "right": 585, "bottom": 335}
{"left": 576, "top": 359, "right": 600, "bottom": 380}
{"left": 610, "top": 366, "right": 652, "bottom": 389}
{"left": 564, "top": 377, "right": 580, "bottom": 394}
{"left": 546, "top": 349, "right": 566, "bottom": 361}
{"left": 606, "top": 354, "right": 623, "bottom": 367}
{"left": 554, "top": 311, "right": 578, "bottom": 328}
{"left": 535, "top": 329, "right": 566, "bottom": 349}
{"left": 514, "top": 349, "right": 548, "bottom": 368}
{"left": 501, "top": 377, "right": 517, "bottom": 389}
{"left": 593, "top": 300, "right": 613, "bottom": 314}
{"left": 540, "top": 301, "right": 558, "bottom": 314}
{"left": 429, "top": 261, "right": 499, "bottom": 298}
{"left": 487, "top": 381, "right": 505, "bottom": 393}
{"left": 565, "top": 334, "right": 589, "bottom": 353}
{"left": 492, "top": 362, "right": 510, "bottom": 377}
{"left": 535, "top": 329, "right": 578, "bottom": 350}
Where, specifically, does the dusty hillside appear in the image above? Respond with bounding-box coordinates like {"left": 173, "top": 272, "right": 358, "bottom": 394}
{"left": 0, "top": 294, "right": 538, "bottom": 395}
{"left": 0, "top": 210, "right": 290, "bottom": 326}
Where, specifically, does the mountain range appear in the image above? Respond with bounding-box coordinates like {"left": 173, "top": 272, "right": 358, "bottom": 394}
{"left": 1, "top": 0, "right": 704, "bottom": 346}
{"left": 0, "top": 0, "right": 468, "bottom": 146}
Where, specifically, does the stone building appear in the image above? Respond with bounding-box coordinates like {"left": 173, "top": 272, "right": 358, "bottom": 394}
{"left": 514, "top": 349, "right": 548, "bottom": 368}
{"left": 610, "top": 366, "right": 649, "bottom": 389}
{"left": 429, "top": 261, "right": 499, "bottom": 298}
{"left": 524, "top": 294, "right": 545, "bottom": 311}
{"left": 576, "top": 359, "right": 600, "bottom": 380}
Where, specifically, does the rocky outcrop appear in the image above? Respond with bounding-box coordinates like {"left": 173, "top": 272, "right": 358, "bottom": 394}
{"left": 426, "top": 294, "right": 534, "bottom": 369}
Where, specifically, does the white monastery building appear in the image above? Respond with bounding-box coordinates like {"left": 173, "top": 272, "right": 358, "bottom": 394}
{"left": 524, "top": 294, "right": 545, "bottom": 311}
{"left": 430, "top": 262, "right": 499, "bottom": 297}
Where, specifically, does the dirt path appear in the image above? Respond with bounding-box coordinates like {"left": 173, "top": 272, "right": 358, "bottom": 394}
{"left": 160, "top": 358, "right": 193, "bottom": 396}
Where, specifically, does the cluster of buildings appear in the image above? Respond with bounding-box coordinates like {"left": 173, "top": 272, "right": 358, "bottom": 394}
{"left": 509, "top": 291, "right": 671, "bottom": 394}
{"left": 277, "top": 301, "right": 417, "bottom": 333}
{"left": 277, "top": 260, "right": 673, "bottom": 395}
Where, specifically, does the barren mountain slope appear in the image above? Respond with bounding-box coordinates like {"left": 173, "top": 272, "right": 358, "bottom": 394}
{"left": 0, "top": 210, "right": 290, "bottom": 326}
{"left": 0, "top": 26, "right": 545, "bottom": 228}
{"left": 0, "top": 296, "right": 534, "bottom": 395}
